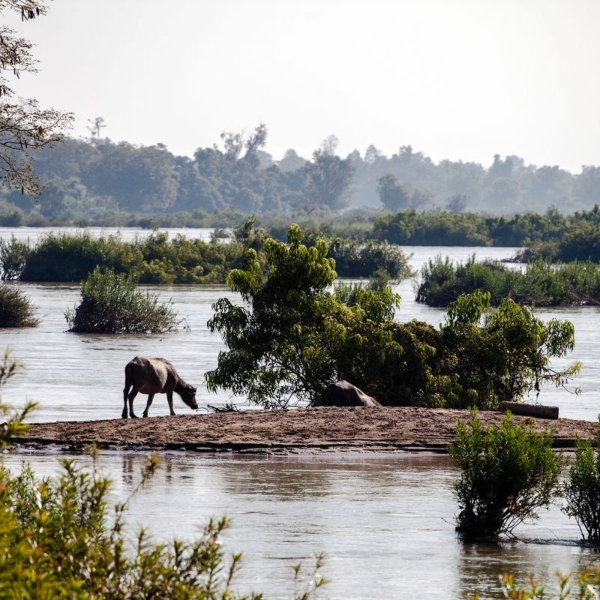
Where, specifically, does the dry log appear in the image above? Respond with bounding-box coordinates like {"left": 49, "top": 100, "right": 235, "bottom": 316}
{"left": 500, "top": 401, "right": 559, "bottom": 420}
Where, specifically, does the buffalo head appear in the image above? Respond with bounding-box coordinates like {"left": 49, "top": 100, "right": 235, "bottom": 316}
{"left": 180, "top": 384, "right": 198, "bottom": 410}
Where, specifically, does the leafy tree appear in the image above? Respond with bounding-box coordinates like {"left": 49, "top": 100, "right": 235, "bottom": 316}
{"left": 0, "top": 0, "right": 73, "bottom": 194}
{"left": 278, "top": 148, "right": 306, "bottom": 172}
{"left": 207, "top": 227, "right": 579, "bottom": 410}
{"left": 207, "top": 225, "right": 339, "bottom": 407}
{"left": 86, "top": 141, "right": 178, "bottom": 212}
{"left": 377, "top": 174, "right": 411, "bottom": 212}
{"left": 304, "top": 149, "right": 354, "bottom": 211}
{"left": 445, "top": 192, "right": 468, "bottom": 213}
{"left": 450, "top": 410, "right": 562, "bottom": 538}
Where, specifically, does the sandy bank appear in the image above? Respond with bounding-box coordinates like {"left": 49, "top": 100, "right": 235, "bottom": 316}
{"left": 16, "top": 407, "right": 598, "bottom": 454}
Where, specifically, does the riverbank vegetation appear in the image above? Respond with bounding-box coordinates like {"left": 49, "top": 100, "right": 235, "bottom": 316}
{"left": 417, "top": 256, "right": 600, "bottom": 307}
{"left": 0, "top": 285, "right": 38, "bottom": 328}
{"left": 207, "top": 226, "right": 579, "bottom": 409}
{"left": 450, "top": 411, "right": 561, "bottom": 538}
{"left": 65, "top": 268, "right": 178, "bottom": 334}
{"left": 1, "top": 227, "right": 412, "bottom": 284}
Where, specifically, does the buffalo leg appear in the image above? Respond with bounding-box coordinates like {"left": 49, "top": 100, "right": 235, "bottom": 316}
{"left": 128, "top": 389, "right": 139, "bottom": 419}
{"left": 167, "top": 390, "right": 176, "bottom": 416}
{"left": 142, "top": 394, "right": 155, "bottom": 418}
{"left": 122, "top": 386, "right": 130, "bottom": 418}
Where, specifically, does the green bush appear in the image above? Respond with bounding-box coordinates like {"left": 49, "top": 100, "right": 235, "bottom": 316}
{"left": 0, "top": 236, "right": 29, "bottom": 281}
{"left": 0, "top": 285, "right": 38, "bottom": 327}
{"left": 21, "top": 232, "right": 141, "bottom": 282}
{"left": 19, "top": 231, "right": 247, "bottom": 284}
{"left": 563, "top": 419, "right": 600, "bottom": 543}
{"left": 65, "top": 268, "right": 177, "bottom": 333}
{"left": 417, "top": 255, "right": 600, "bottom": 307}
{"left": 207, "top": 226, "right": 579, "bottom": 409}
{"left": 450, "top": 411, "right": 562, "bottom": 538}
{"left": 326, "top": 237, "right": 413, "bottom": 279}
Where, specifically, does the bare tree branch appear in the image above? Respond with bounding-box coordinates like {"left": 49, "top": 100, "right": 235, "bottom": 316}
{"left": 0, "top": 1, "right": 74, "bottom": 194}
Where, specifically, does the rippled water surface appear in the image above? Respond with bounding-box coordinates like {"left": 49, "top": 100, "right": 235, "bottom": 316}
{"left": 4, "top": 451, "right": 599, "bottom": 600}
{"left": 2, "top": 229, "right": 600, "bottom": 598}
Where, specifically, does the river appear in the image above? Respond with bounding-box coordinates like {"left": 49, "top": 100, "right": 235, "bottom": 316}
{"left": 1, "top": 228, "right": 599, "bottom": 599}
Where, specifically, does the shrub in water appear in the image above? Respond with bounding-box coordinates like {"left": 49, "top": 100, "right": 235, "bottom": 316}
{"left": 21, "top": 232, "right": 141, "bottom": 282}
{"left": 563, "top": 419, "right": 600, "bottom": 543}
{"left": 0, "top": 284, "right": 38, "bottom": 327}
{"left": 66, "top": 267, "right": 177, "bottom": 333}
{"left": 417, "top": 255, "right": 600, "bottom": 308}
{"left": 450, "top": 410, "right": 561, "bottom": 538}
{"left": 0, "top": 236, "right": 29, "bottom": 281}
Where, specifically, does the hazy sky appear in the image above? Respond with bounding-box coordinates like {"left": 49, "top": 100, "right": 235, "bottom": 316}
{"left": 7, "top": 0, "right": 600, "bottom": 172}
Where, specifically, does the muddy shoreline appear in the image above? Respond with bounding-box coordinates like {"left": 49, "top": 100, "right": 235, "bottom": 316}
{"left": 15, "top": 407, "right": 598, "bottom": 455}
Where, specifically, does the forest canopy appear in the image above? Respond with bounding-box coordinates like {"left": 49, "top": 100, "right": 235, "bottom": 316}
{"left": 1, "top": 124, "right": 599, "bottom": 224}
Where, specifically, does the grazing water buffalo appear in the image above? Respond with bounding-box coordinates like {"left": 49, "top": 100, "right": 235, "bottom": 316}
{"left": 122, "top": 356, "right": 198, "bottom": 418}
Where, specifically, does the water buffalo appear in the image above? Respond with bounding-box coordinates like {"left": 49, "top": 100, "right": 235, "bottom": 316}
{"left": 122, "top": 356, "right": 198, "bottom": 418}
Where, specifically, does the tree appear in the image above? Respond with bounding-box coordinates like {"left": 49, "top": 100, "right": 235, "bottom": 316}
{"left": 86, "top": 116, "right": 106, "bottom": 141}
{"left": 0, "top": 1, "right": 73, "bottom": 194}
{"left": 278, "top": 148, "right": 306, "bottom": 172}
{"left": 364, "top": 144, "right": 383, "bottom": 164}
{"left": 206, "top": 227, "right": 579, "bottom": 410}
{"left": 206, "top": 225, "right": 340, "bottom": 408}
{"left": 445, "top": 192, "right": 468, "bottom": 213}
{"left": 304, "top": 149, "right": 354, "bottom": 210}
{"left": 377, "top": 174, "right": 410, "bottom": 212}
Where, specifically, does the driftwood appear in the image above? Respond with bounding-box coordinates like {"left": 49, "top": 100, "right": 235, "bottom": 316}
{"left": 501, "top": 401, "right": 559, "bottom": 420}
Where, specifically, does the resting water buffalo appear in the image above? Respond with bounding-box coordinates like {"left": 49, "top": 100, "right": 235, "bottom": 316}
{"left": 122, "top": 356, "right": 198, "bottom": 418}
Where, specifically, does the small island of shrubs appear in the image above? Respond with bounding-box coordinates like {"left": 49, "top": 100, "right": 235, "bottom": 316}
{"left": 417, "top": 255, "right": 600, "bottom": 307}
{"left": 65, "top": 268, "right": 178, "bottom": 334}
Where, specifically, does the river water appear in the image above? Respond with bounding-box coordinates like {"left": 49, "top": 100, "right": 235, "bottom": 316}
{"left": 1, "top": 228, "right": 599, "bottom": 599}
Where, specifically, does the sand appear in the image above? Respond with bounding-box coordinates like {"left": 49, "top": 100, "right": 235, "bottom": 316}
{"left": 16, "top": 407, "right": 598, "bottom": 454}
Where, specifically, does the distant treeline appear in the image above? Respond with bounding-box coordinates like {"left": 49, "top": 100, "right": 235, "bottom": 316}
{"left": 0, "top": 228, "right": 412, "bottom": 284}
{"left": 0, "top": 125, "right": 599, "bottom": 224}
{"left": 417, "top": 256, "right": 600, "bottom": 307}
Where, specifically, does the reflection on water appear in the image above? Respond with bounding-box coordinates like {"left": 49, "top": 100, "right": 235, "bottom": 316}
{"left": 2, "top": 241, "right": 596, "bottom": 422}
{"left": 3, "top": 451, "right": 599, "bottom": 600}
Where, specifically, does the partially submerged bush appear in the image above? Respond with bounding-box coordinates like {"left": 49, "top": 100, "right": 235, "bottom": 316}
{"left": 450, "top": 411, "right": 561, "bottom": 538}
{"left": 417, "top": 255, "right": 600, "bottom": 307}
{"left": 326, "top": 237, "right": 413, "bottom": 279}
{"left": 207, "top": 226, "right": 579, "bottom": 409}
{"left": 66, "top": 268, "right": 177, "bottom": 333}
{"left": 21, "top": 231, "right": 141, "bottom": 282}
{"left": 563, "top": 419, "right": 600, "bottom": 543}
{"left": 0, "top": 236, "right": 29, "bottom": 281}
{"left": 20, "top": 231, "right": 246, "bottom": 284}
{"left": 0, "top": 284, "right": 38, "bottom": 327}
